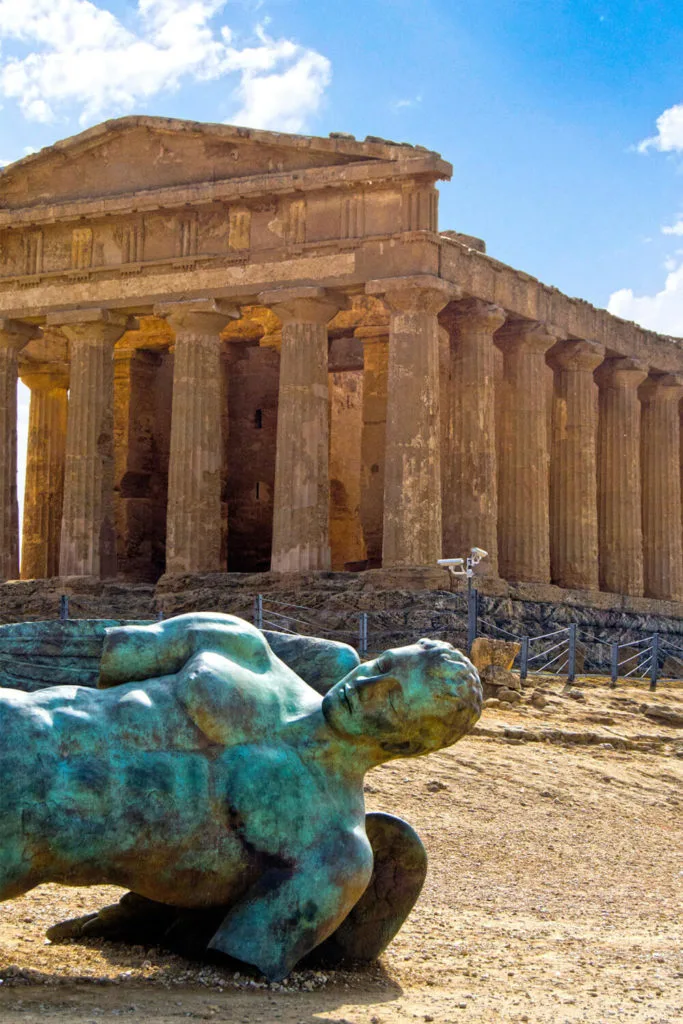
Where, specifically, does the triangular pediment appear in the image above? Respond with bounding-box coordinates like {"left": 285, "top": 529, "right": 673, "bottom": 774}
{"left": 0, "top": 116, "right": 439, "bottom": 210}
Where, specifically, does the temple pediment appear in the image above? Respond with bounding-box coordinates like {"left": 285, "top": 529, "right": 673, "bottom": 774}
{"left": 0, "top": 116, "right": 442, "bottom": 211}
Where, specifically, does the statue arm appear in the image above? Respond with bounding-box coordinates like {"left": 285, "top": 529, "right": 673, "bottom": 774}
{"left": 208, "top": 830, "right": 373, "bottom": 982}
{"left": 98, "top": 613, "right": 269, "bottom": 688}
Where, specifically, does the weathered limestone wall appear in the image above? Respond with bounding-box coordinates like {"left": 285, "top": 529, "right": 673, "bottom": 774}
{"left": 3, "top": 573, "right": 683, "bottom": 678}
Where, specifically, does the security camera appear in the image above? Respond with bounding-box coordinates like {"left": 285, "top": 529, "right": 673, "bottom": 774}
{"left": 470, "top": 547, "right": 489, "bottom": 565}
{"left": 437, "top": 558, "right": 465, "bottom": 566}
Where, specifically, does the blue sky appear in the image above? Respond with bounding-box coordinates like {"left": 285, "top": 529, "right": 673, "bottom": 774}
{"left": 1, "top": 1, "right": 682, "bottom": 516}
{"left": 0, "top": 1, "right": 681, "bottom": 325}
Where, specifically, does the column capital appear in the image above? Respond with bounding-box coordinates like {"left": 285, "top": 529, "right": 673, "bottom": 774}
{"left": 638, "top": 373, "right": 683, "bottom": 403}
{"left": 257, "top": 286, "right": 347, "bottom": 325}
{"left": 440, "top": 297, "right": 506, "bottom": 334}
{"left": 0, "top": 319, "right": 40, "bottom": 352}
{"left": 154, "top": 299, "right": 239, "bottom": 336}
{"left": 595, "top": 357, "right": 648, "bottom": 390}
{"left": 354, "top": 325, "right": 390, "bottom": 344}
{"left": 495, "top": 319, "right": 557, "bottom": 355}
{"left": 365, "top": 275, "right": 461, "bottom": 315}
{"left": 47, "top": 309, "right": 137, "bottom": 346}
{"left": 547, "top": 338, "right": 605, "bottom": 373}
{"left": 19, "top": 362, "right": 69, "bottom": 392}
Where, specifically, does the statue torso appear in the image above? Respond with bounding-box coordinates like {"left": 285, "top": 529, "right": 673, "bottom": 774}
{"left": 2, "top": 651, "right": 366, "bottom": 906}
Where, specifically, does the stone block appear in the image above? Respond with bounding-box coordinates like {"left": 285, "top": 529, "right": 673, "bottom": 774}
{"left": 661, "top": 655, "right": 683, "bottom": 680}
{"left": 480, "top": 664, "right": 522, "bottom": 699}
{"left": 470, "top": 637, "right": 520, "bottom": 671}
{"left": 497, "top": 687, "right": 522, "bottom": 704}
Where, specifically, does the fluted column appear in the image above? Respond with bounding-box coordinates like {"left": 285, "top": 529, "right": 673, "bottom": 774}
{"left": 51, "top": 310, "right": 132, "bottom": 577}
{"left": 19, "top": 364, "right": 69, "bottom": 579}
{"left": 548, "top": 340, "right": 604, "bottom": 590}
{"left": 356, "top": 326, "right": 389, "bottom": 566}
{"left": 639, "top": 374, "right": 683, "bottom": 601}
{"left": 0, "top": 320, "right": 39, "bottom": 581}
{"left": 161, "top": 302, "right": 237, "bottom": 574}
{"left": 366, "top": 275, "right": 458, "bottom": 567}
{"left": 495, "top": 321, "right": 556, "bottom": 582}
{"left": 259, "top": 286, "right": 343, "bottom": 572}
{"left": 595, "top": 358, "right": 648, "bottom": 596}
{"left": 440, "top": 298, "right": 506, "bottom": 572}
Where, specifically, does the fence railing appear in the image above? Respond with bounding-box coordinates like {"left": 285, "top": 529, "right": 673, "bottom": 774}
{"left": 44, "top": 593, "right": 682, "bottom": 690}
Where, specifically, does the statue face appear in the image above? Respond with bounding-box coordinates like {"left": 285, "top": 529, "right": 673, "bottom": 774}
{"left": 321, "top": 640, "right": 482, "bottom": 759}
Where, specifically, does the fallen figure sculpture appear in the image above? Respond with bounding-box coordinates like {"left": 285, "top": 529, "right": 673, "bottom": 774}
{"left": 0, "top": 612, "right": 481, "bottom": 981}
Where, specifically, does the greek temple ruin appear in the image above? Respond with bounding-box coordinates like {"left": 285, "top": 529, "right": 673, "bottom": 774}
{"left": 1, "top": 115, "right": 682, "bottom": 603}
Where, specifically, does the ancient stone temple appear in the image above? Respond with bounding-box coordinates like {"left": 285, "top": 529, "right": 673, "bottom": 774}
{"left": 1, "top": 116, "right": 682, "bottom": 603}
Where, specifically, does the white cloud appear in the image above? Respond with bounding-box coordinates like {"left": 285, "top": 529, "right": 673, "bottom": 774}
{"left": 662, "top": 219, "right": 683, "bottom": 236}
{"left": 639, "top": 102, "right": 683, "bottom": 153}
{"left": 392, "top": 94, "right": 422, "bottom": 111}
{"left": 608, "top": 262, "right": 683, "bottom": 336}
{"left": 231, "top": 45, "right": 331, "bottom": 131}
{"left": 0, "top": 0, "right": 331, "bottom": 130}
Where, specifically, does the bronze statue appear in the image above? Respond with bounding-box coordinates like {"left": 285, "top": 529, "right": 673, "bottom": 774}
{"left": 0, "top": 613, "right": 481, "bottom": 980}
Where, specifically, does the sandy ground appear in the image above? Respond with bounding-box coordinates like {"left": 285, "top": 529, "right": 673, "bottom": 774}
{"left": 1, "top": 677, "right": 681, "bottom": 1023}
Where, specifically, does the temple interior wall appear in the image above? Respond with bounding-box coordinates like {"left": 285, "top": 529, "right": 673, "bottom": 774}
{"left": 329, "top": 369, "right": 366, "bottom": 570}
{"left": 225, "top": 344, "right": 279, "bottom": 573}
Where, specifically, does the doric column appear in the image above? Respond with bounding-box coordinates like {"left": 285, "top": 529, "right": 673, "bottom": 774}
{"left": 639, "top": 374, "right": 683, "bottom": 601}
{"left": 495, "top": 321, "right": 556, "bottom": 583}
{"left": 439, "top": 326, "right": 453, "bottom": 557}
{"left": 50, "top": 310, "right": 132, "bottom": 577}
{"left": 259, "top": 286, "right": 343, "bottom": 572}
{"left": 160, "top": 302, "right": 237, "bottom": 574}
{"left": 0, "top": 319, "right": 39, "bottom": 581}
{"left": 366, "top": 275, "right": 458, "bottom": 567}
{"left": 356, "top": 325, "right": 389, "bottom": 566}
{"left": 547, "top": 339, "right": 604, "bottom": 590}
{"left": 19, "top": 364, "right": 69, "bottom": 580}
{"left": 595, "top": 358, "right": 648, "bottom": 596}
{"left": 440, "top": 298, "right": 506, "bottom": 572}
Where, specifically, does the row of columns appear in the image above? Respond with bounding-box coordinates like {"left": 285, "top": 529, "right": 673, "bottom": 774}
{"left": 435, "top": 300, "right": 683, "bottom": 601}
{"left": 2, "top": 276, "right": 683, "bottom": 601}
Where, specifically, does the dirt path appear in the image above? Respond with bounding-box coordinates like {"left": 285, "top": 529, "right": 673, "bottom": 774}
{"left": 1, "top": 679, "right": 682, "bottom": 1023}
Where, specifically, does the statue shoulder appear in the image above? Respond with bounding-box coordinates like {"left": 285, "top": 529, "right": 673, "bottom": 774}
{"left": 174, "top": 651, "right": 308, "bottom": 746}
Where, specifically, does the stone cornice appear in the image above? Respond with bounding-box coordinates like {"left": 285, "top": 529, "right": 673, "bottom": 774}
{"left": 439, "top": 234, "right": 683, "bottom": 373}
{"left": 0, "top": 115, "right": 446, "bottom": 181}
{"left": 1, "top": 224, "right": 682, "bottom": 376}
{"left": 0, "top": 156, "right": 449, "bottom": 229}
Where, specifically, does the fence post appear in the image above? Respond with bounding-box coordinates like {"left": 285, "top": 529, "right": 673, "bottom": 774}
{"left": 253, "top": 594, "right": 263, "bottom": 631}
{"left": 59, "top": 594, "right": 69, "bottom": 621}
{"left": 650, "top": 633, "right": 659, "bottom": 692}
{"left": 520, "top": 636, "right": 529, "bottom": 681}
{"left": 157, "top": 609, "right": 164, "bottom": 621}
{"left": 610, "top": 643, "right": 619, "bottom": 688}
{"left": 467, "top": 585, "right": 478, "bottom": 653}
{"left": 567, "top": 623, "right": 577, "bottom": 683}
{"left": 358, "top": 612, "right": 368, "bottom": 658}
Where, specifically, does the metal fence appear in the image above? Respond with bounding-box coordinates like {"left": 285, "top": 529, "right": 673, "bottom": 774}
{"left": 47, "top": 593, "right": 682, "bottom": 691}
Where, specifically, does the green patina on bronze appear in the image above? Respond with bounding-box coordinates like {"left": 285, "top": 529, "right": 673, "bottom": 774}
{"left": 0, "top": 613, "right": 481, "bottom": 981}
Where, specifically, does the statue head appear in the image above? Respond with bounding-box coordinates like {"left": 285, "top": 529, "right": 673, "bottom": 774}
{"left": 321, "top": 639, "right": 482, "bottom": 762}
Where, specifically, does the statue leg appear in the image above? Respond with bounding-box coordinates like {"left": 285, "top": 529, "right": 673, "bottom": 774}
{"left": 302, "top": 812, "right": 427, "bottom": 966}
{"left": 47, "top": 812, "right": 427, "bottom": 967}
